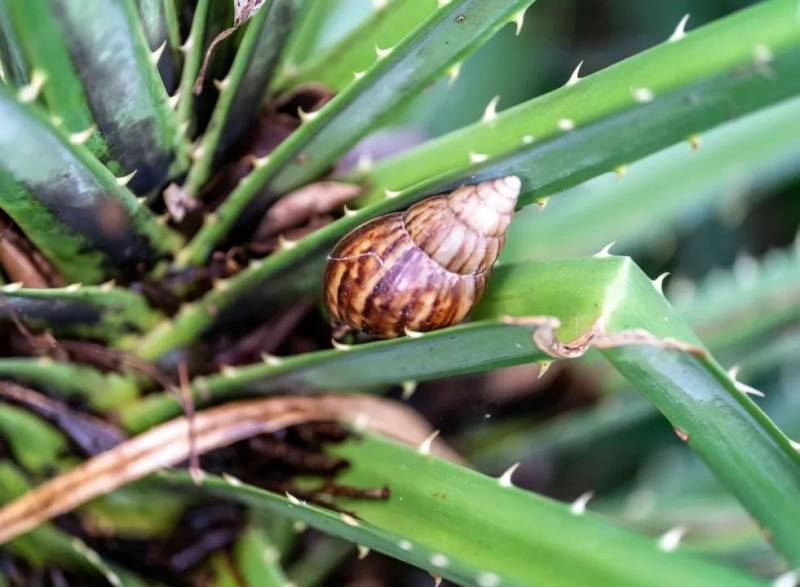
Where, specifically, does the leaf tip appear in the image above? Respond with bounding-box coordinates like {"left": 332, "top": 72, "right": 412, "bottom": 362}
{"left": 116, "top": 169, "right": 138, "bottom": 187}
{"left": 261, "top": 352, "right": 282, "bottom": 366}
{"left": 477, "top": 572, "right": 501, "bottom": 587}
{"left": 375, "top": 44, "right": 394, "bottom": 60}
{"left": 68, "top": 125, "right": 97, "bottom": 146}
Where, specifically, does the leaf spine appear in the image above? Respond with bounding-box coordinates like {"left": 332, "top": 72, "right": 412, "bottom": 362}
{"left": 658, "top": 526, "right": 687, "bottom": 551}
{"left": 18, "top": 70, "right": 46, "bottom": 103}
{"left": 668, "top": 14, "right": 690, "bottom": 42}
{"left": 570, "top": 491, "right": 594, "bottom": 514}
{"left": 498, "top": 462, "right": 520, "bottom": 487}
{"left": 151, "top": 41, "right": 167, "bottom": 64}
{"left": 417, "top": 430, "right": 440, "bottom": 455}
{"left": 565, "top": 61, "right": 583, "bottom": 87}
{"left": 593, "top": 241, "right": 616, "bottom": 258}
{"left": 481, "top": 96, "right": 500, "bottom": 122}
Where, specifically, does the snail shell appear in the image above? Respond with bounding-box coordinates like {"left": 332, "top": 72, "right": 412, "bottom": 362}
{"left": 323, "top": 176, "right": 521, "bottom": 338}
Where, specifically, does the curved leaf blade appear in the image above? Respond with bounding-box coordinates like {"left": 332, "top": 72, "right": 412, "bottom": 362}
{"left": 184, "top": 0, "right": 304, "bottom": 195}
{"left": 166, "top": 434, "right": 766, "bottom": 587}
{"left": 0, "top": 85, "right": 183, "bottom": 283}
{"left": 355, "top": 0, "right": 800, "bottom": 209}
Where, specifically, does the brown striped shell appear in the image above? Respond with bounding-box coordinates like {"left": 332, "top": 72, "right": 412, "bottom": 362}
{"left": 323, "top": 176, "right": 521, "bottom": 338}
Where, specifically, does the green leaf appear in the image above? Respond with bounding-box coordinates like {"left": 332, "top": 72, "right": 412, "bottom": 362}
{"left": 3, "top": 0, "right": 188, "bottom": 194}
{"left": 135, "top": 256, "right": 800, "bottom": 564}
{"left": 0, "top": 85, "right": 183, "bottom": 283}
{"left": 354, "top": 0, "right": 800, "bottom": 210}
{"left": 275, "top": 0, "right": 439, "bottom": 92}
{"left": 0, "top": 406, "right": 65, "bottom": 474}
{"left": 184, "top": 0, "right": 304, "bottom": 196}
{"left": 164, "top": 434, "right": 766, "bottom": 587}
{"left": 500, "top": 94, "right": 800, "bottom": 263}
{"left": 273, "top": 0, "right": 342, "bottom": 79}
{"left": 233, "top": 523, "right": 290, "bottom": 587}
{"left": 0, "top": 2, "right": 28, "bottom": 87}
{"left": 180, "top": 0, "right": 538, "bottom": 264}
{"left": 286, "top": 538, "right": 353, "bottom": 587}
{"left": 0, "top": 462, "right": 129, "bottom": 585}
{"left": 146, "top": 0, "right": 800, "bottom": 354}
{"left": 125, "top": 320, "right": 547, "bottom": 430}
{"left": 134, "top": 0, "right": 183, "bottom": 93}
{"left": 465, "top": 242, "right": 800, "bottom": 490}
{"left": 0, "top": 358, "right": 139, "bottom": 412}
{"left": 175, "top": 0, "right": 235, "bottom": 134}
{"left": 0, "top": 283, "right": 163, "bottom": 343}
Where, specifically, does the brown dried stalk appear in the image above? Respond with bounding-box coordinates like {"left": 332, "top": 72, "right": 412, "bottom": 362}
{"left": 0, "top": 394, "right": 456, "bottom": 544}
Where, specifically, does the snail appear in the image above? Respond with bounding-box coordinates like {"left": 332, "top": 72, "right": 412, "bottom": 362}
{"left": 323, "top": 175, "right": 521, "bottom": 338}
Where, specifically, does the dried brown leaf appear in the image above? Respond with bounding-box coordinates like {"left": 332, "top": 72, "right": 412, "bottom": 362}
{"left": 164, "top": 183, "right": 202, "bottom": 223}
{"left": 0, "top": 239, "right": 48, "bottom": 288}
{"left": 193, "top": 0, "right": 268, "bottom": 95}
{"left": 0, "top": 395, "right": 455, "bottom": 544}
{"left": 254, "top": 182, "right": 362, "bottom": 241}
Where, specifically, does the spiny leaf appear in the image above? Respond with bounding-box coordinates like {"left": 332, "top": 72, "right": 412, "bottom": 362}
{"left": 135, "top": 256, "right": 800, "bottom": 563}
{"left": 184, "top": 0, "right": 304, "bottom": 195}
{"left": 146, "top": 0, "right": 800, "bottom": 353}
{"left": 0, "top": 462, "right": 127, "bottom": 585}
{"left": 180, "top": 0, "right": 538, "bottom": 264}
{"left": 0, "top": 394, "right": 446, "bottom": 543}
{"left": 500, "top": 94, "right": 800, "bottom": 263}
{"left": 126, "top": 319, "right": 548, "bottom": 430}
{"left": 134, "top": 0, "right": 183, "bottom": 93}
{"left": 354, "top": 0, "right": 800, "bottom": 209}
{"left": 3, "top": 0, "right": 188, "bottom": 194}
{"left": 164, "top": 434, "right": 766, "bottom": 587}
{"left": 175, "top": 0, "right": 235, "bottom": 134}
{"left": 275, "top": 0, "right": 439, "bottom": 92}
{"left": 0, "top": 284, "right": 163, "bottom": 343}
{"left": 466, "top": 243, "right": 800, "bottom": 474}
{"left": 0, "top": 84, "right": 183, "bottom": 284}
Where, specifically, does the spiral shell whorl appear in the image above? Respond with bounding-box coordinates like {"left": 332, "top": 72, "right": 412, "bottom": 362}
{"left": 404, "top": 176, "right": 520, "bottom": 275}
{"left": 323, "top": 176, "right": 521, "bottom": 338}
